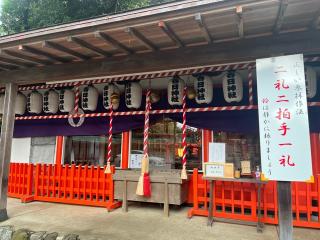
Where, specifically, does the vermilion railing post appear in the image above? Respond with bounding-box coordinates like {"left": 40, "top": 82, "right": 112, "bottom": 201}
{"left": 71, "top": 164, "right": 75, "bottom": 200}
{"left": 109, "top": 166, "right": 115, "bottom": 202}
{"left": 187, "top": 168, "right": 199, "bottom": 218}
{"left": 193, "top": 168, "right": 199, "bottom": 210}
{"left": 64, "top": 164, "right": 68, "bottom": 199}
{"left": 34, "top": 164, "right": 40, "bottom": 197}
{"left": 318, "top": 175, "right": 320, "bottom": 222}
{"left": 95, "top": 167, "right": 100, "bottom": 202}
{"left": 106, "top": 165, "right": 121, "bottom": 211}
{"left": 21, "top": 164, "right": 35, "bottom": 203}
{"left": 274, "top": 181, "right": 279, "bottom": 224}
{"left": 27, "top": 164, "right": 33, "bottom": 196}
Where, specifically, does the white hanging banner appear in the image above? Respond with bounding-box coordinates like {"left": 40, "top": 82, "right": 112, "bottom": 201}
{"left": 256, "top": 54, "right": 313, "bottom": 182}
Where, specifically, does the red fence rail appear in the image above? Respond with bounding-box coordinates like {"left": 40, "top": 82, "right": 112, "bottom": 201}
{"left": 8, "top": 163, "right": 121, "bottom": 211}
{"left": 188, "top": 169, "right": 320, "bottom": 228}
{"left": 8, "top": 163, "right": 34, "bottom": 202}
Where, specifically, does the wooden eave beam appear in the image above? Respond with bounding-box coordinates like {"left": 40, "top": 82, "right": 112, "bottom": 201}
{"left": 158, "top": 21, "right": 184, "bottom": 48}
{"left": 0, "top": 0, "right": 272, "bottom": 49}
{"left": 310, "top": 7, "right": 320, "bottom": 29}
{"left": 0, "top": 56, "right": 34, "bottom": 68}
{"left": 0, "top": 50, "right": 52, "bottom": 65}
{"left": 236, "top": 6, "right": 244, "bottom": 39}
{"left": 95, "top": 31, "right": 134, "bottom": 55}
{"left": 195, "top": 13, "right": 212, "bottom": 44}
{"left": 19, "top": 45, "right": 69, "bottom": 63}
{"left": 273, "top": 0, "right": 289, "bottom": 34}
{"left": 67, "top": 36, "right": 112, "bottom": 57}
{"left": 125, "top": 27, "right": 158, "bottom": 51}
{"left": 1, "top": 30, "right": 320, "bottom": 85}
{"left": 0, "top": 64, "right": 17, "bottom": 71}
{"left": 43, "top": 41, "right": 90, "bottom": 61}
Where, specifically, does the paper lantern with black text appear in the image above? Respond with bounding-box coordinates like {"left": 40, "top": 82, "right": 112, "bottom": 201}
{"left": 59, "top": 89, "right": 75, "bottom": 113}
{"left": 43, "top": 90, "right": 59, "bottom": 114}
{"left": 168, "top": 76, "right": 185, "bottom": 105}
{"left": 125, "top": 82, "right": 142, "bottom": 109}
{"left": 27, "top": 91, "right": 43, "bottom": 114}
{"left": 222, "top": 71, "right": 243, "bottom": 103}
{"left": 82, "top": 85, "right": 99, "bottom": 111}
{"left": 15, "top": 93, "right": 27, "bottom": 115}
{"left": 103, "top": 84, "right": 120, "bottom": 110}
{"left": 305, "top": 66, "right": 317, "bottom": 99}
{"left": 194, "top": 75, "right": 213, "bottom": 104}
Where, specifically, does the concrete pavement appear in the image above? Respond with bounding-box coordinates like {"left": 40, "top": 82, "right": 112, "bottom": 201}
{"left": 0, "top": 198, "right": 319, "bottom": 240}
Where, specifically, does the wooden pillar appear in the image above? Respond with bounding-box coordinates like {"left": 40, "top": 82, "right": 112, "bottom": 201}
{"left": 55, "top": 136, "right": 64, "bottom": 167}
{"left": 0, "top": 83, "right": 17, "bottom": 221}
{"left": 277, "top": 181, "right": 293, "bottom": 240}
{"left": 121, "top": 131, "right": 130, "bottom": 169}
{"left": 202, "top": 130, "right": 213, "bottom": 169}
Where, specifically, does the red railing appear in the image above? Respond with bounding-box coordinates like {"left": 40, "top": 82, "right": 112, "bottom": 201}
{"left": 8, "top": 163, "right": 121, "bottom": 211}
{"left": 8, "top": 163, "right": 34, "bottom": 202}
{"left": 188, "top": 169, "right": 320, "bottom": 228}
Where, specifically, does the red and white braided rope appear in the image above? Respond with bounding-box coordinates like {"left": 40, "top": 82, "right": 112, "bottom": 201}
{"left": 308, "top": 102, "right": 320, "bottom": 107}
{"left": 182, "top": 86, "right": 187, "bottom": 168}
{"left": 248, "top": 66, "right": 254, "bottom": 105}
{"left": 74, "top": 82, "right": 80, "bottom": 114}
{"left": 107, "top": 105, "right": 113, "bottom": 164}
{"left": 143, "top": 90, "right": 151, "bottom": 158}
{"left": 13, "top": 103, "right": 320, "bottom": 121}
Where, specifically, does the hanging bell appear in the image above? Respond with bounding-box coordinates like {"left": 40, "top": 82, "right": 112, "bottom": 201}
{"left": 111, "top": 92, "right": 120, "bottom": 106}
{"left": 186, "top": 87, "right": 196, "bottom": 100}
{"left": 150, "top": 92, "right": 160, "bottom": 104}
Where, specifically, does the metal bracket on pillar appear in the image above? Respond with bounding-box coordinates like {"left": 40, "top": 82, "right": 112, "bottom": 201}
{"left": 0, "top": 83, "right": 17, "bottom": 221}
{"left": 277, "top": 181, "right": 293, "bottom": 240}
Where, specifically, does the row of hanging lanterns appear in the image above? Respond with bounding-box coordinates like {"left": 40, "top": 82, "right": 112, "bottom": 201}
{"left": 0, "top": 83, "right": 143, "bottom": 115}
{"left": 0, "top": 69, "right": 317, "bottom": 115}
{"left": 168, "top": 71, "right": 243, "bottom": 105}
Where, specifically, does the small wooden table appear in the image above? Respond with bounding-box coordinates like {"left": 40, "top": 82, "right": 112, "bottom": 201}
{"left": 203, "top": 176, "right": 267, "bottom": 233}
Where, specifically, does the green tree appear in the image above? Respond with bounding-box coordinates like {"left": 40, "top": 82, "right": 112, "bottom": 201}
{"left": 0, "top": 0, "right": 175, "bottom": 36}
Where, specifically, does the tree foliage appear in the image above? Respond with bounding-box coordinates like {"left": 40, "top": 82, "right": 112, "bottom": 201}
{"left": 0, "top": 0, "right": 175, "bottom": 35}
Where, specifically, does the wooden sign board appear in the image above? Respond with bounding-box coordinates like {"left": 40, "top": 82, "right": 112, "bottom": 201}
{"left": 204, "top": 162, "right": 234, "bottom": 178}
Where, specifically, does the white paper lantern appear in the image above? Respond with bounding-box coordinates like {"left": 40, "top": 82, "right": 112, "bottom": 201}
{"left": 82, "top": 85, "right": 99, "bottom": 111}
{"left": 103, "top": 84, "right": 120, "bottom": 110}
{"left": 15, "top": 93, "right": 27, "bottom": 115}
{"left": 168, "top": 76, "right": 185, "bottom": 105}
{"left": 43, "top": 90, "right": 59, "bottom": 114}
{"left": 0, "top": 93, "right": 27, "bottom": 115}
{"left": 305, "top": 66, "right": 317, "bottom": 99}
{"left": 27, "top": 91, "right": 43, "bottom": 114}
{"left": 194, "top": 76, "right": 213, "bottom": 104}
{"left": 222, "top": 71, "right": 243, "bottom": 103}
{"left": 125, "top": 82, "right": 142, "bottom": 109}
{"left": 59, "top": 89, "right": 75, "bottom": 113}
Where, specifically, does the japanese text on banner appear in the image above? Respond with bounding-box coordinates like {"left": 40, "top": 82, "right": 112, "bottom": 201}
{"left": 256, "top": 54, "right": 313, "bottom": 181}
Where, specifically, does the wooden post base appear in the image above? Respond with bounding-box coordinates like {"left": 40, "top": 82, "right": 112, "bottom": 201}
{"left": 277, "top": 181, "right": 293, "bottom": 240}
{"left": 106, "top": 201, "right": 122, "bottom": 212}
{"left": 21, "top": 195, "right": 35, "bottom": 203}
{"left": 0, "top": 209, "right": 8, "bottom": 222}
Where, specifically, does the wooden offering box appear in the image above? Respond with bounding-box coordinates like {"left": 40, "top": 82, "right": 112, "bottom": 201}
{"left": 114, "top": 169, "right": 188, "bottom": 206}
